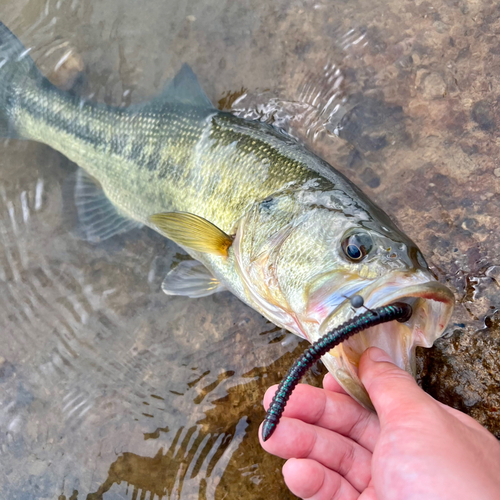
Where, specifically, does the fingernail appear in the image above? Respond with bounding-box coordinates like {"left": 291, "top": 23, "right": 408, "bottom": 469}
{"left": 368, "top": 348, "right": 393, "bottom": 363}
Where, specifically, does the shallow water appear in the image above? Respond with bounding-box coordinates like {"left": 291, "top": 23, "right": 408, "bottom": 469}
{"left": 0, "top": 0, "right": 499, "bottom": 498}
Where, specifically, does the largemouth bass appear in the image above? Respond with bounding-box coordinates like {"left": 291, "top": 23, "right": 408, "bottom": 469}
{"left": 0, "top": 23, "right": 454, "bottom": 409}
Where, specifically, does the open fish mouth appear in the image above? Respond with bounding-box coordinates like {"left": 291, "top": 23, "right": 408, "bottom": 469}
{"left": 317, "top": 271, "right": 455, "bottom": 410}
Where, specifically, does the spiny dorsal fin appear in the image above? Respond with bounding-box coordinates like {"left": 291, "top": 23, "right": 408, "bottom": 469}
{"left": 134, "top": 64, "right": 215, "bottom": 112}
{"left": 162, "top": 260, "right": 227, "bottom": 298}
{"left": 149, "top": 212, "right": 232, "bottom": 256}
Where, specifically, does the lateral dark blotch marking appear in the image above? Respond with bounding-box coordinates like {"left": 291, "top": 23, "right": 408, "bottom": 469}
{"left": 21, "top": 92, "right": 106, "bottom": 149}
{"left": 127, "top": 140, "right": 144, "bottom": 163}
{"left": 110, "top": 134, "right": 126, "bottom": 156}
{"left": 157, "top": 168, "right": 169, "bottom": 179}
{"left": 145, "top": 140, "right": 162, "bottom": 172}
{"left": 260, "top": 196, "right": 276, "bottom": 211}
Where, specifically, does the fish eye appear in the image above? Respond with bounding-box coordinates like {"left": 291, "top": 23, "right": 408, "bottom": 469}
{"left": 341, "top": 232, "right": 373, "bottom": 262}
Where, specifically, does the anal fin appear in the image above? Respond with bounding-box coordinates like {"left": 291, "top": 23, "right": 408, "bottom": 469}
{"left": 162, "top": 260, "right": 227, "bottom": 298}
{"left": 74, "top": 169, "right": 142, "bottom": 243}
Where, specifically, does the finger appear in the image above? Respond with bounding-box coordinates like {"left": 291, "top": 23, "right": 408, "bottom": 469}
{"left": 263, "top": 383, "right": 380, "bottom": 451}
{"left": 260, "top": 417, "right": 371, "bottom": 492}
{"left": 283, "top": 458, "right": 360, "bottom": 500}
{"left": 359, "top": 347, "right": 440, "bottom": 427}
{"left": 323, "top": 372, "right": 348, "bottom": 394}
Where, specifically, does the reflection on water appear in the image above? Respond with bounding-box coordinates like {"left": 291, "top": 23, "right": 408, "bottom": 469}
{"left": 86, "top": 418, "right": 248, "bottom": 500}
{"left": 1, "top": 0, "right": 500, "bottom": 498}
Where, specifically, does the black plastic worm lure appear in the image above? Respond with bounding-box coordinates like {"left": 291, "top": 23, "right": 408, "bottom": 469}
{"left": 261, "top": 301, "right": 412, "bottom": 442}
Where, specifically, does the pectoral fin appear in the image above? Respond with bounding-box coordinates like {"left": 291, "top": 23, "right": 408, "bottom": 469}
{"left": 149, "top": 212, "right": 233, "bottom": 256}
{"left": 162, "top": 260, "right": 227, "bottom": 298}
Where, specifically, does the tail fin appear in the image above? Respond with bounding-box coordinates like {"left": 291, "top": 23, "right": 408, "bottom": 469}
{"left": 0, "top": 22, "right": 41, "bottom": 138}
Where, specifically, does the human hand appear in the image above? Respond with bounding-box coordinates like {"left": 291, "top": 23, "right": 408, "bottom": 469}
{"left": 260, "top": 347, "right": 500, "bottom": 500}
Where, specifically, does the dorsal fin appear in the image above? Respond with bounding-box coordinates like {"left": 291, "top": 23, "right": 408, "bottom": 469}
{"left": 134, "top": 64, "right": 215, "bottom": 112}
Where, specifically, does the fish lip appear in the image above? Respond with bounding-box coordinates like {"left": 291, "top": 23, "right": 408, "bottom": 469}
{"left": 316, "top": 271, "right": 455, "bottom": 410}
{"left": 365, "top": 279, "right": 455, "bottom": 309}
{"left": 319, "top": 271, "right": 455, "bottom": 336}
{"left": 364, "top": 280, "right": 455, "bottom": 334}
{"left": 363, "top": 277, "right": 455, "bottom": 347}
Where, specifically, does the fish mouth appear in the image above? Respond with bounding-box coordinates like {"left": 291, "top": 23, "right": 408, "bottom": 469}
{"left": 317, "top": 271, "right": 454, "bottom": 410}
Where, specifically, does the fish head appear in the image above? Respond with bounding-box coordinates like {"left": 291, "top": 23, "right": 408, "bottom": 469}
{"left": 232, "top": 185, "right": 454, "bottom": 409}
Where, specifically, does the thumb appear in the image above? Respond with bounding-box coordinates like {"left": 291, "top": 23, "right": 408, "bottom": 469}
{"left": 359, "top": 347, "right": 437, "bottom": 426}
